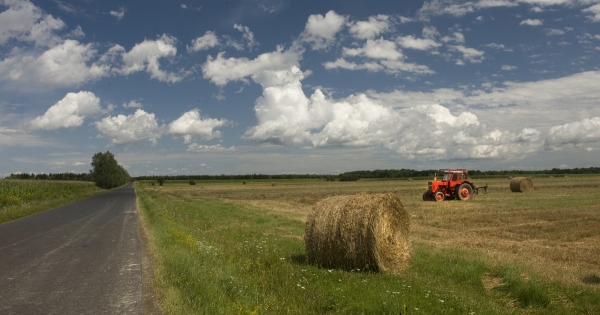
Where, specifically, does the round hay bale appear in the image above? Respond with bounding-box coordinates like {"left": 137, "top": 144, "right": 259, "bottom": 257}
{"left": 304, "top": 193, "right": 410, "bottom": 274}
{"left": 510, "top": 177, "right": 534, "bottom": 192}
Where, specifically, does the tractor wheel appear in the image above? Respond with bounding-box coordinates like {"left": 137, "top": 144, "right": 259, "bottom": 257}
{"left": 456, "top": 183, "right": 474, "bottom": 201}
{"left": 422, "top": 192, "right": 430, "bottom": 201}
{"left": 434, "top": 191, "right": 445, "bottom": 202}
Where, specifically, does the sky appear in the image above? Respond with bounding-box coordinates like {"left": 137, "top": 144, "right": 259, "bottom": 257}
{"left": 1, "top": 0, "right": 600, "bottom": 177}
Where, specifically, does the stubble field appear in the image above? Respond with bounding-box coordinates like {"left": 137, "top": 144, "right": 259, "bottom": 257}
{"left": 136, "top": 176, "right": 600, "bottom": 314}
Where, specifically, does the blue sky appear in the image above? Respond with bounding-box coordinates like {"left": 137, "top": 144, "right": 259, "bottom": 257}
{"left": 1, "top": 0, "right": 600, "bottom": 177}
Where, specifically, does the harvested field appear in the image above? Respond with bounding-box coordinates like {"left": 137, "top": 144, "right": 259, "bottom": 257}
{"left": 148, "top": 176, "right": 600, "bottom": 286}
{"left": 137, "top": 176, "right": 600, "bottom": 314}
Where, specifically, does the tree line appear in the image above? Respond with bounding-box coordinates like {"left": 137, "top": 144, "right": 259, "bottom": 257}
{"left": 6, "top": 151, "right": 131, "bottom": 190}
{"left": 337, "top": 167, "right": 600, "bottom": 181}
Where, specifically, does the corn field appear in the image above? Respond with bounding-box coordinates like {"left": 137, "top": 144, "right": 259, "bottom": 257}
{"left": 0, "top": 180, "right": 102, "bottom": 223}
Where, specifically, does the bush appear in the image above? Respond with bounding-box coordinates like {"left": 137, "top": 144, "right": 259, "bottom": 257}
{"left": 189, "top": 179, "right": 196, "bottom": 185}
{"left": 157, "top": 177, "right": 165, "bottom": 186}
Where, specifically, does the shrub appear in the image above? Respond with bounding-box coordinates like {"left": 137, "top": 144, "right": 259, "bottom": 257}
{"left": 189, "top": 179, "right": 196, "bottom": 185}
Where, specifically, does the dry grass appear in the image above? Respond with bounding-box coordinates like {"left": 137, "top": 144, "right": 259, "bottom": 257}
{"left": 305, "top": 193, "right": 410, "bottom": 273}
{"left": 146, "top": 176, "right": 600, "bottom": 286}
{"left": 510, "top": 177, "right": 534, "bottom": 192}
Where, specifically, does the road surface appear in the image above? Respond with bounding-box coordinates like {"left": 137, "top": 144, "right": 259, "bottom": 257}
{"left": 0, "top": 183, "right": 142, "bottom": 315}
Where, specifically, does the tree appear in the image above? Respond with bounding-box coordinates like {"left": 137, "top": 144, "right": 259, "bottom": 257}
{"left": 91, "top": 151, "right": 131, "bottom": 189}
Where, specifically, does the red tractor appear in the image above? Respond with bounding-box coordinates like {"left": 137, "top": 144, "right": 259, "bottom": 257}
{"left": 423, "top": 169, "right": 475, "bottom": 202}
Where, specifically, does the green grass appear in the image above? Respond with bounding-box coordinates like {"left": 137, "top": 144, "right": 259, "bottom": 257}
{"left": 136, "top": 180, "right": 600, "bottom": 315}
{"left": 0, "top": 180, "right": 105, "bottom": 224}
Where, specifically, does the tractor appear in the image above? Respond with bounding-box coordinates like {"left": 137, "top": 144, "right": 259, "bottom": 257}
{"left": 422, "top": 169, "right": 475, "bottom": 202}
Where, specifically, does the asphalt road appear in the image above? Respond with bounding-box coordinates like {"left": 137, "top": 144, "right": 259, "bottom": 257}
{"left": 0, "top": 183, "right": 142, "bottom": 315}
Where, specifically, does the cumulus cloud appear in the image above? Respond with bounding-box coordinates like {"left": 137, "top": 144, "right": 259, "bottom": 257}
{"left": 0, "top": 0, "right": 65, "bottom": 46}
{"left": 501, "top": 65, "right": 518, "bottom": 70}
{"left": 188, "top": 31, "right": 219, "bottom": 52}
{"left": 396, "top": 35, "right": 441, "bottom": 50}
{"left": 546, "top": 117, "right": 600, "bottom": 149}
{"left": 324, "top": 39, "right": 434, "bottom": 74}
{"left": 95, "top": 109, "right": 162, "bottom": 145}
{"left": 29, "top": 91, "right": 100, "bottom": 130}
{"left": 202, "top": 45, "right": 302, "bottom": 86}
{"left": 300, "top": 10, "right": 347, "bottom": 50}
{"left": 0, "top": 39, "right": 111, "bottom": 88}
{"left": 520, "top": 19, "right": 543, "bottom": 26}
{"left": 583, "top": 3, "right": 600, "bottom": 22}
{"left": 239, "top": 65, "right": 536, "bottom": 161}
{"left": 167, "top": 109, "right": 229, "bottom": 143}
{"left": 450, "top": 45, "right": 485, "bottom": 63}
{"left": 119, "top": 34, "right": 183, "bottom": 83}
{"left": 348, "top": 14, "right": 391, "bottom": 39}
{"left": 122, "top": 100, "right": 143, "bottom": 108}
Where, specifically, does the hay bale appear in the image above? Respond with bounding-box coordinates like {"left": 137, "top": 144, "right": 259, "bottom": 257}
{"left": 510, "top": 177, "right": 534, "bottom": 192}
{"left": 304, "top": 193, "right": 410, "bottom": 274}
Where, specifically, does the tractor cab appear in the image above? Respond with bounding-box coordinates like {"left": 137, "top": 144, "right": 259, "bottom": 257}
{"left": 424, "top": 169, "right": 474, "bottom": 202}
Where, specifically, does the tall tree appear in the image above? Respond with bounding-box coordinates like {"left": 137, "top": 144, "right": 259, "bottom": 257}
{"left": 90, "top": 151, "right": 131, "bottom": 189}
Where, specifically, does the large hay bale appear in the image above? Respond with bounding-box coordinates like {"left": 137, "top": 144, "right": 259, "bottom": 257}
{"left": 510, "top": 177, "right": 534, "bottom": 192}
{"left": 304, "top": 193, "right": 410, "bottom": 274}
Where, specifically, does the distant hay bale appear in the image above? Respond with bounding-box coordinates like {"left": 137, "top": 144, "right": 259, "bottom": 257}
{"left": 510, "top": 177, "right": 534, "bottom": 192}
{"left": 271, "top": 182, "right": 277, "bottom": 186}
{"left": 304, "top": 193, "right": 410, "bottom": 274}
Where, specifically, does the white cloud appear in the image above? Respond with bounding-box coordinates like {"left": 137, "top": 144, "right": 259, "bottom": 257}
{"left": 0, "top": 0, "right": 65, "bottom": 46}
{"left": 546, "top": 28, "right": 565, "bottom": 35}
{"left": 30, "top": 91, "right": 101, "bottom": 130}
{"left": 122, "top": 100, "right": 143, "bottom": 108}
{"left": 188, "top": 31, "right": 219, "bottom": 52}
{"left": 450, "top": 45, "right": 485, "bottom": 63}
{"left": 367, "top": 71, "right": 600, "bottom": 139}
{"left": 95, "top": 109, "right": 162, "bottom": 145}
{"left": 501, "top": 65, "right": 518, "bottom": 70}
{"left": 396, "top": 35, "right": 441, "bottom": 50}
{"left": 240, "top": 66, "right": 526, "bottom": 161}
{"left": 349, "top": 14, "right": 391, "bottom": 39}
{"left": 324, "top": 39, "right": 434, "bottom": 74}
{"left": 110, "top": 8, "right": 125, "bottom": 20}
{"left": 583, "top": 3, "right": 600, "bottom": 22}
{"left": 120, "top": 34, "right": 183, "bottom": 83}
{"left": 0, "top": 39, "right": 111, "bottom": 88}
{"left": 301, "top": 10, "right": 347, "bottom": 50}
{"left": 67, "top": 25, "right": 85, "bottom": 39}
{"left": 546, "top": 117, "right": 600, "bottom": 149}
{"left": 202, "top": 45, "right": 302, "bottom": 86}
{"left": 343, "top": 38, "right": 403, "bottom": 60}
{"left": 418, "top": 0, "right": 475, "bottom": 19}
{"left": 520, "top": 19, "right": 543, "bottom": 26}
{"left": 323, "top": 58, "right": 384, "bottom": 72}
{"left": 441, "top": 31, "right": 465, "bottom": 43}
{"left": 167, "top": 109, "right": 229, "bottom": 143}
{"left": 476, "top": 0, "right": 519, "bottom": 8}
{"left": 187, "top": 143, "right": 236, "bottom": 152}
{"left": 232, "top": 24, "right": 258, "bottom": 50}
